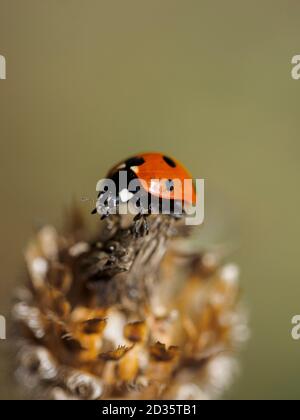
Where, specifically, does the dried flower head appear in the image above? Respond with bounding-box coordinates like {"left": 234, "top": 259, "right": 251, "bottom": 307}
{"left": 13, "top": 207, "right": 248, "bottom": 400}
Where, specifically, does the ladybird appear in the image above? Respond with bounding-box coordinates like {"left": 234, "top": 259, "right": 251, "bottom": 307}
{"left": 92, "top": 152, "right": 196, "bottom": 225}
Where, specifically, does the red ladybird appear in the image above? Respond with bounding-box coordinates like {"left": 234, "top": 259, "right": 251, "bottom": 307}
{"left": 93, "top": 153, "right": 196, "bottom": 223}
{"left": 109, "top": 152, "right": 195, "bottom": 203}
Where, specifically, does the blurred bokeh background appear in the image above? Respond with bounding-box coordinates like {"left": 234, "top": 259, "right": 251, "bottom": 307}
{"left": 0, "top": 0, "right": 300, "bottom": 399}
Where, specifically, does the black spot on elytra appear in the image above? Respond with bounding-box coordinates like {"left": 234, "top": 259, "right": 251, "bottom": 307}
{"left": 166, "top": 179, "right": 175, "bottom": 191}
{"left": 163, "top": 156, "right": 176, "bottom": 168}
{"left": 125, "top": 156, "right": 145, "bottom": 169}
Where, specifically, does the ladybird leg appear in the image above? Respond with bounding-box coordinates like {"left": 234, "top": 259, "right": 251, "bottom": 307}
{"left": 132, "top": 192, "right": 150, "bottom": 236}
{"left": 97, "top": 190, "right": 107, "bottom": 198}
{"left": 92, "top": 190, "right": 105, "bottom": 215}
{"left": 133, "top": 212, "right": 142, "bottom": 222}
{"left": 132, "top": 213, "right": 149, "bottom": 237}
{"left": 132, "top": 212, "right": 142, "bottom": 237}
{"left": 95, "top": 191, "right": 121, "bottom": 220}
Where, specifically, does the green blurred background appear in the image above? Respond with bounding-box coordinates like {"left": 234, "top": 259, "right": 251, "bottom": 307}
{"left": 0, "top": 0, "right": 300, "bottom": 399}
